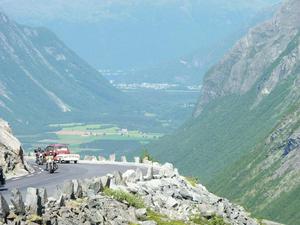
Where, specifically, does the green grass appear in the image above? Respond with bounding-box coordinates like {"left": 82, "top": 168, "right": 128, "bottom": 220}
{"left": 185, "top": 177, "right": 199, "bottom": 187}
{"left": 27, "top": 214, "right": 43, "bottom": 223}
{"left": 255, "top": 183, "right": 300, "bottom": 225}
{"left": 191, "top": 215, "right": 228, "bottom": 225}
{"left": 140, "top": 149, "right": 156, "bottom": 162}
{"left": 145, "top": 210, "right": 228, "bottom": 225}
{"left": 53, "top": 122, "right": 163, "bottom": 154}
{"left": 146, "top": 210, "right": 188, "bottom": 225}
{"left": 103, "top": 188, "right": 145, "bottom": 209}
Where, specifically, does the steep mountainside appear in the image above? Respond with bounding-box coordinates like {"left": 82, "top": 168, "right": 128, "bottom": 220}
{"left": 0, "top": 118, "right": 31, "bottom": 178}
{"left": 149, "top": 0, "right": 300, "bottom": 224}
{"left": 0, "top": 12, "right": 128, "bottom": 132}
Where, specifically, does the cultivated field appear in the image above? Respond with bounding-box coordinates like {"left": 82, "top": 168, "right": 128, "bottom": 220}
{"left": 48, "top": 123, "right": 162, "bottom": 157}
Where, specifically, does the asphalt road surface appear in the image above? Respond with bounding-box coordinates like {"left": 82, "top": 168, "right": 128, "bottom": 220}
{"left": 0, "top": 161, "right": 147, "bottom": 202}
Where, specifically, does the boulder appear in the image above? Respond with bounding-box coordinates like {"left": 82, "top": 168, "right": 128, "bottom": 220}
{"left": 88, "top": 177, "right": 103, "bottom": 194}
{"left": 135, "top": 168, "right": 144, "bottom": 181}
{"left": 135, "top": 208, "right": 147, "bottom": 219}
{"left": 122, "top": 170, "right": 136, "bottom": 183}
{"left": 80, "top": 178, "right": 90, "bottom": 196}
{"left": 201, "top": 209, "right": 217, "bottom": 219}
{"left": 134, "top": 157, "right": 140, "bottom": 164}
{"left": 25, "top": 188, "right": 42, "bottom": 216}
{"left": 100, "top": 176, "right": 111, "bottom": 189}
{"left": 56, "top": 194, "right": 65, "bottom": 207}
{"left": 86, "top": 210, "right": 104, "bottom": 224}
{"left": 38, "top": 188, "right": 48, "bottom": 206}
{"left": 109, "top": 154, "right": 116, "bottom": 162}
{"left": 152, "top": 162, "right": 161, "bottom": 168}
{"left": 144, "top": 166, "right": 154, "bottom": 180}
{"left": 113, "top": 171, "right": 125, "bottom": 186}
{"left": 72, "top": 179, "right": 83, "bottom": 198}
{"left": 98, "top": 156, "right": 106, "bottom": 161}
{"left": 84, "top": 155, "right": 97, "bottom": 161}
{"left": 159, "top": 163, "right": 177, "bottom": 178}
{"left": 179, "top": 189, "right": 193, "bottom": 201}
{"left": 142, "top": 157, "right": 152, "bottom": 165}
{"left": 165, "top": 197, "right": 178, "bottom": 208}
{"left": 10, "top": 188, "right": 25, "bottom": 215}
{"left": 62, "top": 180, "right": 75, "bottom": 199}
{"left": 121, "top": 156, "right": 127, "bottom": 163}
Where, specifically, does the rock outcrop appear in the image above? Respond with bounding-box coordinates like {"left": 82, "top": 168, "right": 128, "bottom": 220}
{"left": 0, "top": 118, "right": 31, "bottom": 178}
{"left": 194, "top": 0, "right": 300, "bottom": 117}
{"left": 0, "top": 163, "right": 260, "bottom": 225}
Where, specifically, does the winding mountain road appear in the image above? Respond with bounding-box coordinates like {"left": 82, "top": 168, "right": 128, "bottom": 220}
{"left": 0, "top": 161, "right": 148, "bottom": 202}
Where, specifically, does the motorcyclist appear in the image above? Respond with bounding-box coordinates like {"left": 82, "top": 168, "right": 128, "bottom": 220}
{"left": 45, "top": 151, "right": 58, "bottom": 172}
{"left": 35, "top": 147, "right": 44, "bottom": 165}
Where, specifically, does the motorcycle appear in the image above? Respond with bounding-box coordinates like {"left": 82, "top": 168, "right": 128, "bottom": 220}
{"left": 34, "top": 148, "right": 45, "bottom": 165}
{"left": 36, "top": 153, "right": 45, "bottom": 165}
{"left": 45, "top": 157, "right": 58, "bottom": 174}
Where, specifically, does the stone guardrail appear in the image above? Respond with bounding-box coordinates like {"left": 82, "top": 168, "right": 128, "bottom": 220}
{"left": 81, "top": 154, "right": 161, "bottom": 168}
{"left": 26, "top": 153, "right": 157, "bottom": 167}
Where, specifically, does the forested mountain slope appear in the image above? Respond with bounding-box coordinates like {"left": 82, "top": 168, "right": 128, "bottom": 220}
{"left": 149, "top": 0, "right": 300, "bottom": 223}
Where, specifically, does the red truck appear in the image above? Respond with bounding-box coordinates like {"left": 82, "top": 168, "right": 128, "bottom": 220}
{"left": 44, "top": 144, "right": 80, "bottom": 164}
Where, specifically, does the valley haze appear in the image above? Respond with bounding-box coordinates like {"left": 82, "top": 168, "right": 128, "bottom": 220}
{"left": 0, "top": 0, "right": 298, "bottom": 225}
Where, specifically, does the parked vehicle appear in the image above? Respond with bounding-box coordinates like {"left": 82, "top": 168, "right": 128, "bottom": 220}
{"left": 44, "top": 144, "right": 80, "bottom": 164}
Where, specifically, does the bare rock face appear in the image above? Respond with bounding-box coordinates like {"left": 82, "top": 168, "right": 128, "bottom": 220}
{"left": 0, "top": 118, "right": 31, "bottom": 178}
{"left": 194, "top": 0, "right": 300, "bottom": 117}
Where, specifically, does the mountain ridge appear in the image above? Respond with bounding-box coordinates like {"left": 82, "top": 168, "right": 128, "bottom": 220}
{"left": 0, "top": 11, "right": 130, "bottom": 132}
{"left": 194, "top": 0, "right": 300, "bottom": 116}
{"left": 149, "top": 0, "right": 300, "bottom": 224}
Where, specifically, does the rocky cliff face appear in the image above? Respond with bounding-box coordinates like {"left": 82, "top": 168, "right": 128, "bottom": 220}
{"left": 195, "top": 0, "right": 300, "bottom": 116}
{"left": 0, "top": 119, "right": 31, "bottom": 178}
{"left": 150, "top": 0, "right": 300, "bottom": 224}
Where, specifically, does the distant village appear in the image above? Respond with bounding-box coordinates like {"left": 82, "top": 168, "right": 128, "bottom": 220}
{"left": 82, "top": 128, "right": 130, "bottom": 137}
{"left": 57, "top": 127, "right": 157, "bottom": 139}
{"left": 111, "top": 82, "right": 202, "bottom": 91}
{"left": 98, "top": 68, "right": 202, "bottom": 91}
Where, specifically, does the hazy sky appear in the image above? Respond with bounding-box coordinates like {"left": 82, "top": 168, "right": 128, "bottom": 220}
{"left": 0, "top": 0, "right": 281, "bottom": 24}
{"left": 0, "top": 0, "right": 282, "bottom": 70}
